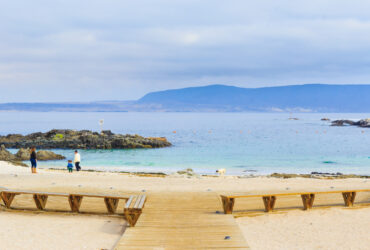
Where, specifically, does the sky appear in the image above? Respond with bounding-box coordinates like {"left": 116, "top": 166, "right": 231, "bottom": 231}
{"left": 1, "top": 0, "right": 370, "bottom": 102}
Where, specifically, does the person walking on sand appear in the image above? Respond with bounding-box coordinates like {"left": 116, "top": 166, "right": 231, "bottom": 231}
{"left": 30, "top": 147, "right": 37, "bottom": 174}
{"left": 74, "top": 150, "right": 81, "bottom": 171}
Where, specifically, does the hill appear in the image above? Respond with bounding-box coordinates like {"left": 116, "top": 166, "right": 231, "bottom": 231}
{"left": 1, "top": 84, "right": 370, "bottom": 112}
{"left": 138, "top": 84, "right": 370, "bottom": 112}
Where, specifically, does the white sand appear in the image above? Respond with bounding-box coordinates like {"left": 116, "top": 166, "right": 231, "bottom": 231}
{"left": 0, "top": 213, "right": 125, "bottom": 250}
{"left": 237, "top": 207, "right": 370, "bottom": 250}
{"left": 0, "top": 161, "right": 369, "bottom": 249}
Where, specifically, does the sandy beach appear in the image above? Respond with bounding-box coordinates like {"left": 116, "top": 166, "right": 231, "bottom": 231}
{"left": 1, "top": 161, "right": 369, "bottom": 249}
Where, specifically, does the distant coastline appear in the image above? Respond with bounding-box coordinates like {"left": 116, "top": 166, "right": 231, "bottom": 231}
{"left": 2, "top": 84, "right": 370, "bottom": 112}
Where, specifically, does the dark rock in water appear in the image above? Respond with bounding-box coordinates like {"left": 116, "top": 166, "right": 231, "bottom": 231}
{"left": 37, "top": 150, "right": 65, "bottom": 161}
{"left": 0, "top": 129, "right": 172, "bottom": 149}
{"left": 331, "top": 120, "right": 355, "bottom": 126}
{"left": 14, "top": 148, "right": 65, "bottom": 161}
{"left": 331, "top": 118, "right": 370, "bottom": 128}
{"left": 14, "top": 148, "right": 29, "bottom": 160}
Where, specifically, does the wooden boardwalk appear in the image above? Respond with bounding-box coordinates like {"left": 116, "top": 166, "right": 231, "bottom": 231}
{"left": 115, "top": 192, "right": 249, "bottom": 249}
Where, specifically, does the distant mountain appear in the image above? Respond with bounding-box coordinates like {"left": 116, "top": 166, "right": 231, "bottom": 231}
{"left": 138, "top": 84, "right": 370, "bottom": 112}
{"left": 1, "top": 84, "right": 370, "bottom": 112}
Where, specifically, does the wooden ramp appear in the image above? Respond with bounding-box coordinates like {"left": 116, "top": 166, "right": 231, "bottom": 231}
{"left": 115, "top": 192, "right": 249, "bottom": 249}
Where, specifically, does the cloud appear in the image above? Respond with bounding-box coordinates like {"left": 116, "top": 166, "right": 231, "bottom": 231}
{"left": 1, "top": 0, "right": 370, "bottom": 102}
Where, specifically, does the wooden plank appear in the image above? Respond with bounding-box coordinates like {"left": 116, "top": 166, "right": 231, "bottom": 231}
{"left": 2, "top": 190, "right": 69, "bottom": 197}
{"left": 221, "top": 195, "right": 235, "bottom": 214}
{"left": 69, "top": 192, "right": 130, "bottom": 200}
{"left": 33, "top": 194, "right": 48, "bottom": 210}
{"left": 104, "top": 198, "right": 119, "bottom": 214}
{"left": 68, "top": 195, "right": 83, "bottom": 212}
{"left": 2, "top": 189, "right": 130, "bottom": 200}
{"left": 1, "top": 192, "right": 17, "bottom": 208}
{"left": 342, "top": 192, "right": 356, "bottom": 207}
{"left": 115, "top": 192, "right": 249, "bottom": 249}
{"left": 133, "top": 195, "right": 141, "bottom": 209}
{"left": 220, "top": 189, "right": 370, "bottom": 213}
{"left": 222, "top": 189, "right": 370, "bottom": 199}
{"left": 136, "top": 195, "right": 146, "bottom": 209}
{"left": 124, "top": 195, "right": 135, "bottom": 209}
{"left": 301, "top": 193, "right": 315, "bottom": 210}
{"left": 262, "top": 196, "right": 276, "bottom": 212}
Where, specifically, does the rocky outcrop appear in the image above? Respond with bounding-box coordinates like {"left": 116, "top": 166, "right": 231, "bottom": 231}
{"left": 331, "top": 119, "right": 370, "bottom": 127}
{"left": 14, "top": 148, "right": 65, "bottom": 161}
{"left": 0, "top": 129, "right": 172, "bottom": 149}
{"left": 0, "top": 145, "right": 28, "bottom": 167}
{"left": 0, "top": 144, "right": 16, "bottom": 161}
{"left": 37, "top": 150, "right": 66, "bottom": 161}
{"left": 0, "top": 146, "right": 66, "bottom": 162}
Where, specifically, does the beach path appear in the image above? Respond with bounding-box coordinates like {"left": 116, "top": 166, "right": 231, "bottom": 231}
{"left": 115, "top": 191, "right": 249, "bottom": 249}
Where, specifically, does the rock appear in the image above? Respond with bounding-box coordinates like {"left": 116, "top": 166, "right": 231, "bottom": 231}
{"left": 176, "top": 168, "right": 199, "bottom": 177}
{"left": 14, "top": 148, "right": 65, "bottom": 161}
{"left": 36, "top": 150, "right": 66, "bottom": 161}
{"left": 331, "top": 119, "right": 370, "bottom": 128}
{"left": 331, "top": 120, "right": 355, "bottom": 126}
{"left": 14, "top": 148, "right": 30, "bottom": 160}
{"left": 0, "top": 144, "right": 16, "bottom": 161}
{"left": 0, "top": 129, "right": 172, "bottom": 149}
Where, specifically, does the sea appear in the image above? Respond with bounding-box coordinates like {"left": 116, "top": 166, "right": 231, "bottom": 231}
{"left": 1, "top": 112, "right": 369, "bottom": 175}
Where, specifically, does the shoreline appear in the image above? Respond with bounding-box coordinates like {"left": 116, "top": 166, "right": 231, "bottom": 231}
{"left": 6, "top": 161, "right": 369, "bottom": 179}
{"left": 1, "top": 160, "right": 369, "bottom": 250}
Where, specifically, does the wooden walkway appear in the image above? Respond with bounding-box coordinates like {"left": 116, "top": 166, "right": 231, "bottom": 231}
{"left": 115, "top": 192, "right": 249, "bottom": 249}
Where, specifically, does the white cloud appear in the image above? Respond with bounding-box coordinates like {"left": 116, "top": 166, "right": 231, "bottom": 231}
{"left": 1, "top": 0, "right": 370, "bottom": 101}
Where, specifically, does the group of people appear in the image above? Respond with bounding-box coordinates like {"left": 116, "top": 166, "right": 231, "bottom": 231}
{"left": 29, "top": 147, "right": 82, "bottom": 174}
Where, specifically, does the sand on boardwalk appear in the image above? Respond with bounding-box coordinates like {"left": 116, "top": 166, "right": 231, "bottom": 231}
{"left": 0, "top": 161, "right": 369, "bottom": 249}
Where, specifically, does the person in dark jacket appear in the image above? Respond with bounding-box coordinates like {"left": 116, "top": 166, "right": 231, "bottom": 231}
{"left": 30, "top": 147, "right": 37, "bottom": 174}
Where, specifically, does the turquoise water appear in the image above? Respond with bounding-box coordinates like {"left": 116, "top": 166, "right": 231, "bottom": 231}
{"left": 1, "top": 112, "right": 370, "bottom": 175}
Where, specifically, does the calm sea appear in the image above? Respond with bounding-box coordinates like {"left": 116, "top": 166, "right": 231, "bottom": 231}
{"left": 1, "top": 112, "right": 369, "bottom": 175}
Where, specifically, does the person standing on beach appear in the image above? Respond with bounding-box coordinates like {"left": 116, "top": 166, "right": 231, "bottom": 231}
{"left": 74, "top": 150, "right": 81, "bottom": 171}
{"left": 30, "top": 147, "right": 37, "bottom": 174}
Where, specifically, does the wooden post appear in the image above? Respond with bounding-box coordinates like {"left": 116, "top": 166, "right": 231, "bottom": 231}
{"left": 33, "top": 194, "right": 48, "bottom": 210}
{"left": 301, "top": 193, "right": 315, "bottom": 210}
{"left": 262, "top": 196, "right": 276, "bottom": 212}
{"left": 1, "top": 192, "right": 16, "bottom": 208}
{"left": 342, "top": 192, "right": 356, "bottom": 207}
{"left": 104, "top": 198, "right": 119, "bottom": 214}
{"left": 124, "top": 209, "right": 142, "bottom": 227}
{"left": 68, "top": 195, "right": 83, "bottom": 212}
{"left": 221, "top": 196, "right": 235, "bottom": 214}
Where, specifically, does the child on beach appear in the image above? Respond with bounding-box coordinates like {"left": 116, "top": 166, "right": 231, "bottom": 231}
{"left": 67, "top": 160, "right": 73, "bottom": 173}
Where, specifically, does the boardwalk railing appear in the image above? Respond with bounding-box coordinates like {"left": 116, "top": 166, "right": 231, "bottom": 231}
{"left": 220, "top": 189, "right": 370, "bottom": 214}
{"left": 0, "top": 189, "right": 146, "bottom": 227}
